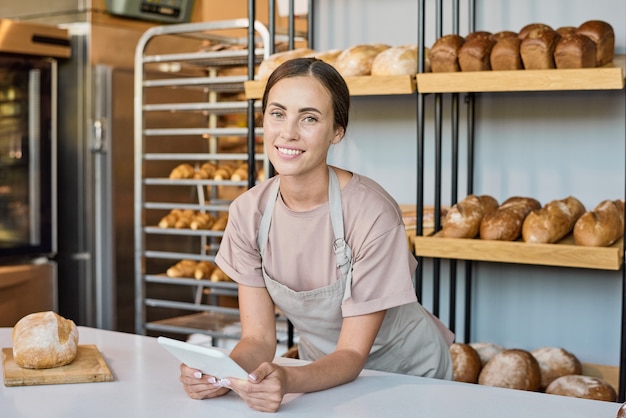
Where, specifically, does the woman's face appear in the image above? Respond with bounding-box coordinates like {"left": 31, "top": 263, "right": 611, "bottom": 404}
{"left": 263, "top": 76, "right": 344, "bottom": 179}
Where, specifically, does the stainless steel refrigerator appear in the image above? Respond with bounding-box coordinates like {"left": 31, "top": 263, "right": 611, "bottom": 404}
{"left": 1, "top": 0, "right": 174, "bottom": 330}
{"left": 0, "top": 20, "right": 69, "bottom": 326}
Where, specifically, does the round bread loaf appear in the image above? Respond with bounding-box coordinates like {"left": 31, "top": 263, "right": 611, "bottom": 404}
{"left": 617, "top": 401, "right": 626, "bottom": 418}
{"left": 530, "top": 347, "right": 582, "bottom": 391}
{"left": 450, "top": 343, "right": 482, "bottom": 383}
{"left": 257, "top": 48, "right": 315, "bottom": 79}
{"left": 12, "top": 311, "right": 79, "bottom": 369}
{"left": 545, "top": 375, "right": 616, "bottom": 402}
{"left": 371, "top": 45, "right": 420, "bottom": 76}
{"left": 470, "top": 341, "right": 505, "bottom": 366}
{"left": 334, "top": 44, "right": 391, "bottom": 76}
{"left": 478, "top": 348, "right": 541, "bottom": 391}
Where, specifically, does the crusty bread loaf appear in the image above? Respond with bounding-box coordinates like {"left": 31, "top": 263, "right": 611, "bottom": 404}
{"left": 442, "top": 194, "right": 499, "bottom": 238}
{"left": 546, "top": 375, "right": 616, "bottom": 402}
{"left": 450, "top": 343, "right": 482, "bottom": 383}
{"left": 556, "top": 26, "right": 577, "bottom": 37}
{"left": 469, "top": 342, "right": 505, "bottom": 366}
{"left": 371, "top": 45, "right": 419, "bottom": 76}
{"left": 490, "top": 36, "right": 523, "bottom": 71}
{"left": 576, "top": 20, "right": 615, "bottom": 66}
{"left": 430, "top": 34, "right": 465, "bottom": 73}
{"left": 573, "top": 199, "right": 624, "bottom": 247}
{"left": 458, "top": 36, "right": 496, "bottom": 71}
{"left": 554, "top": 33, "right": 597, "bottom": 69}
{"left": 305, "top": 49, "right": 343, "bottom": 67}
{"left": 257, "top": 48, "right": 315, "bottom": 79}
{"left": 530, "top": 347, "right": 582, "bottom": 391}
{"left": 490, "top": 31, "right": 518, "bottom": 42}
{"left": 617, "top": 402, "right": 626, "bottom": 418}
{"left": 522, "top": 196, "right": 586, "bottom": 243}
{"left": 480, "top": 196, "right": 541, "bottom": 241}
{"left": 334, "top": 44, "right": 391, "bottom": 76}
{"left": 478, "top": 348, "right": 541, "bottom": 391}
{"left": 520, "top": 27, "right": 561, "bottom": 69}
{"left": 518, "top": 23, "right": 553, "bottom": 40}
{"left": 12, "top": 311, "right": 79, "bottom": 369}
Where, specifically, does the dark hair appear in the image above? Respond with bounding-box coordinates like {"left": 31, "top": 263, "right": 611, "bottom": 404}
{"left": 261, "top": 57, "right": 350, "bottom": 133}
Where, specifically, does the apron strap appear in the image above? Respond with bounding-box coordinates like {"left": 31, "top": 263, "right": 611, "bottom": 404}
{"left": 328, "top": 168, "right": 354, "bottom": 303}
{"left": 256, "top": 168, "right": 354, "bottom": 302}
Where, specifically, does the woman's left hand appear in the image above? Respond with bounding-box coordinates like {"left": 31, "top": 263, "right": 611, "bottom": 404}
{"left": 225, "top": 362, "right": 287, "bottom": 413}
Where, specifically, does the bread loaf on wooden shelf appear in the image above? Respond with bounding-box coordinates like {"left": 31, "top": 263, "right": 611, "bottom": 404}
{"left": 478, "top": 348, "right": 541, "bottom": 391}
{"left": 371, "top": 45, "right": 420, "bottom": 76}
{"left": 430, "top": 34, "right": 465, "bottom": 73}
{"left": 490, "top": 36, "right": 523, "bottom": 71}
{"left": 306, "top": 49, "right": 343, "bottom": 67}
{"left": 554, "top": 33, "right": 597, "bottom": 69}
{"left": 257, "top": 48, "right": 315, "bottom": 79}
{"left": 442, "top": 194, "right": 498, "bottom": 238}
{"left": 518, "top": 23, "right": 553, "bottom": 41}
{"left": 450, "top": 343, "right": 482, "bottom": 383}
{"left": 573, "top": 199, "right": 624, "bottom": 247}
{"left": 520, "top": 27, "right": 561, "bottom": 69}
{"left": 576, "top": 20, "right": 615, "bottom": 66}
{"left": 522, "top": 196, "right": 585, "bottom": 243}
{"left": 458, "top": 35, "right": 496, "bottom": 71}
{"left": 531, "top": 347, "right": 583, "bottom": 391}
{"left": 545, "top": 375, "right": 616, "bottom": 402}
{"left": 334, "top": 44, "right": 391, "bottom": 76}
{"left": 480, "top": 196, "right": 541, "bottom": 241}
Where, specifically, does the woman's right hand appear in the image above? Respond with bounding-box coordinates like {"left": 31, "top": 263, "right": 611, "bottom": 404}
{"left": 179, "top": 363, "right": 230, "bottom": 400}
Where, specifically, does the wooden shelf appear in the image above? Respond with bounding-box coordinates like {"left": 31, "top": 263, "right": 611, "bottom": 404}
{"left": 416, "top": 55, "right": 626, "bottom": 93}
{"left": 412, "top": 233, "right": 624, "bottom": 270}
{"left": 244, "top": 74, "right": 416, "bottom": 99}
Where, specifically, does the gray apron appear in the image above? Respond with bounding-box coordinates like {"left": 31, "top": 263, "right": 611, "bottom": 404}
{"left": 256, "top": 168, "right": 452, "bottom": 379}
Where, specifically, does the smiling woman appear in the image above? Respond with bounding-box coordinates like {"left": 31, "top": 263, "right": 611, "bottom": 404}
{"left": 177, "top": 58, "right": 453, "bottom": 413}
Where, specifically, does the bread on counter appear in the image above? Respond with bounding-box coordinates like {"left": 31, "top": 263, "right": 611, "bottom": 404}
{"left": 576, "top": 20, "right": 615, "bottom": 66}
{"left": 12, "top": 311, "right": 79, "bottom": 369}
{"left": 442, "top": 194, "right": 499, "bottom": 238}
{"left": 522, "top": 196, "right": 585, "bottom": 243}
{"left": 430, "top": 34, "right": 465, "bottom": 73}
{"left": 573, "top": 199, "right": 624, "bottom": 247}
{"left": 480, "top": 196, "right": 541, "bottom": 241}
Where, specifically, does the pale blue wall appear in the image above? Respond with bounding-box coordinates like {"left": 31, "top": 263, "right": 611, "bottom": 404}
{"left": 317, "top": 0, "right": 626, "bottom": 366}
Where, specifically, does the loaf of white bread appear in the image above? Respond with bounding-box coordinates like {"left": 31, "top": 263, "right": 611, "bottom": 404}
{"left": 12, "top": 311, "right": 79, "bottom": 369}
{"left": 480, "top": 196, "right": 541, "bottom": 241}
{"left": 573, "top": 199, "right": 624, "bottom": 247}
{"left": 442, "top": 194, "right": 499, "bottom": 238}
{"left": 546, "top": 375, "right": 617, "bottom": 402}
{"left": 522, "top": 196, "right": 585, "bottom": 243}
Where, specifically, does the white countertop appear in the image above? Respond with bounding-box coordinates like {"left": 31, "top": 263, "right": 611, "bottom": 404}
{"left": 0, "top": 327, "right": 621, "bottom": 417}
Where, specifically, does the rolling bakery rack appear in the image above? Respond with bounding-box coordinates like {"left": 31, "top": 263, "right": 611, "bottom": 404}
{"left": 133, "top": 19, "right": 271, "bottom": 343}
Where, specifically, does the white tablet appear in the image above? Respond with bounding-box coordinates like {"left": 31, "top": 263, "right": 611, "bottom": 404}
{"left": 157, "top": 336, "right": 249, "bottom": 380}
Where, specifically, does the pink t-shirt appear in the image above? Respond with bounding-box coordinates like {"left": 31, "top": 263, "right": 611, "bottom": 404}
{"left": 215, "top": 172, "right": 418, "bottom": 317}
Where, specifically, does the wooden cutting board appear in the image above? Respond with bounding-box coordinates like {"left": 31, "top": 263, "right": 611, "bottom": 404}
{"left": 2, "top": 345, "right": 114, "bottom": 386}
